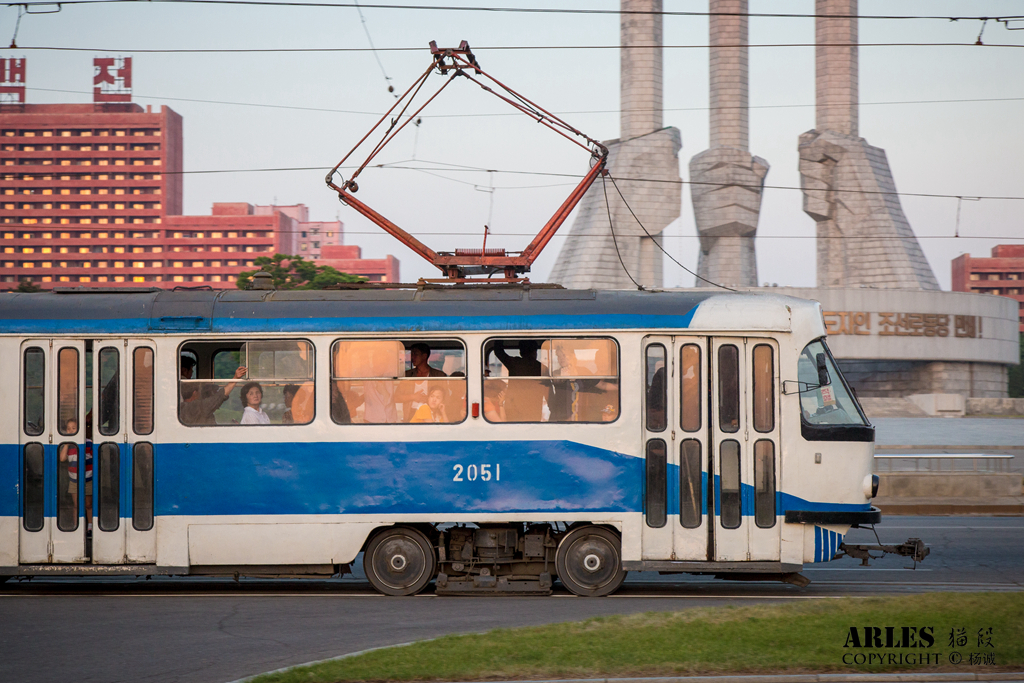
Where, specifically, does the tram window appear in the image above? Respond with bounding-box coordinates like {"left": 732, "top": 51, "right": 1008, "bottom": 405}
{"left": 132, "top": 442, "right": 154, "bottom": 532}
{"left": 718, "top": 345, "right": 739, "bottom": 433}
{"left": 22, "top": 443, "right": 44, "bottom": 532}
{"left": 752, "top": 344, "right": 774, "bottom": 433}
{"left": 57, "top": 347, "right": 79, "bottom": 436}
{"left": 178, "top": 340, "right": 315, "bottom": 426}
{"left": 680, "top": 344, "right": 701, "bottom": 433}
{"left": 331, "top": 340, "right": 466, "bottom": 424}
{"left": 645, "top": 345, "right": 667, "bottom": 432}
{"left": 679, "top": 439, "right": 702, "bottom": 529}
{"left": 798, "top": 340, "right": 869, "bottom": 426}
{"left": 23, "top": 347, "right": 45, "bottom": 437}
{"left": 57, "top": 440, "right": 79, "bottom": 532}
{"left": 133, "top": 347, "right": 154, "bottom": 435}
{"left": 482, "top": 338, "right": 619, "bottom": 423}
{"left": 720, "top": 440, "right": 741, "bottom": 529}
{"left": 98, "top": 347, "right": 119, "bottom": 436}
{"left": 645, "top": 439, "right": 667, "bottom": 529}
{"left": 98, "top": 442, "right": 120, "bottom": 532}
{"left": 754, "top": 440, "right": 776, "bottom": 528}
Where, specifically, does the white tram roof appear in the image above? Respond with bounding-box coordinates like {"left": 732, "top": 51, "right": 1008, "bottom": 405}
{"left": 0, "top": 287, "right": 825, "bottom": 340}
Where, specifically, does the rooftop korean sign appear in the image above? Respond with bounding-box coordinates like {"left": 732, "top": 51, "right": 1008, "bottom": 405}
{"left": 93, "top": 57, "right": 132, "bottom": 103}
{"left": 0, "top": 58, "right": 26, "bottom": 104}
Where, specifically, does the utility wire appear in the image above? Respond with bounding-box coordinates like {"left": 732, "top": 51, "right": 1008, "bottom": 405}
{"left": 26, "top": 86, "right": 1024, "bottom": 118}
{"left": 13, "top": 42, "right": 1024, "bottom": 53}
{"left": 179, "top": 231, "right": 1024, "bottom": 241}
{"left": 5, "top": 0, "right": 1022, "bottom": 22}
{"left": 607, "top": 173, "right": 735, "bottom": 292}
{"left": 352, "top": 0, "right": 396, "bottom": 96}
{"left": 600, "top": 172, "right": 643, "bottom": 291}
{"left": 78, "top": 162, "right": 1022, "bottom": 202}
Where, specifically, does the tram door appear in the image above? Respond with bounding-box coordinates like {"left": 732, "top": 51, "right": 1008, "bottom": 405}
{"left": 19, "top": 340, "right": 89, "bottom": 563}
{"left": 640, "top": 337, "right": 710, "bottom": 561}
{"left": 710, "top": 338, "right": 781, "bottom": 562}
{"left": 92, "top": 340, "right": 158, "bottom": 564}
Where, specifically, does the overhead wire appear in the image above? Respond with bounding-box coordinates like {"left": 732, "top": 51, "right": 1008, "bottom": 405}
{"left": 14, "top": 41, "right": 1024, "bottom": 53}
{"left": 25, "top": 87, "right": 1024, "bottom": 118}
{"left": 112, "top": 162, "right": 1024, "bottom": 202}
{"left": 5, "top": 0, "right": 1023, "bottom": 22}
{"left": 600, "top": 172, "right": 643, "bottom": 291}
{"left": 211, "top": 230, "right": 1024, "bottom": 241}
{"left": 352, "top": 0, "right": 397, "bottom": 96}
{"left": 607, "top": 173, "right": 735, "bottom": 291}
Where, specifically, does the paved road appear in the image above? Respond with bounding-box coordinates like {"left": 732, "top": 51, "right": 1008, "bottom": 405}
{"left": 1, "top": 517, "right": 1020, "bottom": 683}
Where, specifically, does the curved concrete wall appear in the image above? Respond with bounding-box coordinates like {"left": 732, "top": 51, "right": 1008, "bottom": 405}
{"left": 773, "top": 288, "right": 1019, "bottom": 365}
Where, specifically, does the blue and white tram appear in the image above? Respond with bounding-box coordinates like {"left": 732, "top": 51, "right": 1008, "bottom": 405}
{"left": 0, "top": 286, "right": 882, "bottom": 595}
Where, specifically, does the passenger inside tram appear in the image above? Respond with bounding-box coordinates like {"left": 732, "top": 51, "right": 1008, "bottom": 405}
{"left": 445, "top": 372, "right": 468, "bottom": 422}
{"left": 239, "top": 382, "right": 271, "bottom": 425}
{"left": 482, "top": 338, "right": 619, "bottom": 423}
{"left": 331, "top": 340, "right": 465, "bottom": 424}
{"left": 400, "top": 342, "right": 448, "bottom": 421}
{"left": 492, "top": 340, "right": 547, "bottom": 421}
{"left": 179, "top": 364, "right": 247, "bottom": 426}
{"left": 410, "top": 385, "right": 449, "bottom": 423}
{"left": 483, "top": 379, "right": 507, "bottom": 422}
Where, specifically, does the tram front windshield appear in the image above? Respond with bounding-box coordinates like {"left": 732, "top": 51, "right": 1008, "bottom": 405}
{"left": 797, "top": 340, "right": 868, "bottom": 426}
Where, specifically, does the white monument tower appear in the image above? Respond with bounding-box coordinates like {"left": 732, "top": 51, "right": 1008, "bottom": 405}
{"left": 689, "top": 0, "right": 768, "bottom": 287}
{"left": 799, "top": 0, "right": 938, "bottom": 289}
{"left": 549, "top": 0, "right": 682, "bottom": 289}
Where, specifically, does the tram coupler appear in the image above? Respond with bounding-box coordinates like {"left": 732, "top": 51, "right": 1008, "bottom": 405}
{"left": 838, "top": 538, "right": 930, "bottom": 567}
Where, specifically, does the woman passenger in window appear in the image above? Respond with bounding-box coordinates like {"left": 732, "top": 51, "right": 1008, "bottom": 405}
{"left": 483, "top": 380, "right": 507, "bottom": 422}
{"left": 410, "top": 385, "right": 448, "bottom": 423}
{"left": 239, "top": 381, "right": 271, "bottom": 425}
{"left": 402, "top": 342, "right": 447, "bottom": 420}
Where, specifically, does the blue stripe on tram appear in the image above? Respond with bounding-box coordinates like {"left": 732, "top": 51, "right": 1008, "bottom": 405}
{"left": 0, "top": 438, "right": 870, "bottom": 522}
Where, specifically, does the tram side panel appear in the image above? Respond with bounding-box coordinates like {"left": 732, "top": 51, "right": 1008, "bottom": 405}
{"left": 153, "top": 332, "right": 646, "bottom": 573}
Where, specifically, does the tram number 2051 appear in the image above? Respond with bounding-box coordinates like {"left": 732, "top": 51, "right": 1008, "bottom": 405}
{"left": 453, "top": 463, "right": 501, "bottom": 482}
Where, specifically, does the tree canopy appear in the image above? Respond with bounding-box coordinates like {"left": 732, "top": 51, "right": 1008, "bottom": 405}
{"left": 15, "top": 279, "right": 41, "bottom": 293}
{"left": 236, "top": 254, "right": 365, "bottom": 290}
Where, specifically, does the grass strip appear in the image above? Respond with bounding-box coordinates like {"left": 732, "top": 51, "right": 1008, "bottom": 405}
{"left": 253, "top": 592, "right": 1024, "bottom": 683}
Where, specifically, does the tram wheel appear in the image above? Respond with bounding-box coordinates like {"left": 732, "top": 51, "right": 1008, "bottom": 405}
{"left": 555, "top": 525, "right": 627, "bottom": 597}
{"left": 363, "top": 526, "right": 436, "bottom": 596}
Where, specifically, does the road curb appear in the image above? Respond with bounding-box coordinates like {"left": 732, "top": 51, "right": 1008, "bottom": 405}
{"left": 232, "top": 664, "right": 1024, "bottom": 683}
{"left": 439, "top": 674, "right": 1024, "bottom": 683}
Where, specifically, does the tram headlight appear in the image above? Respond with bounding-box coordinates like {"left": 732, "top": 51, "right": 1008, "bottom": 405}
{"left": 863, "top": 474, "right": 879, "bottom": 499}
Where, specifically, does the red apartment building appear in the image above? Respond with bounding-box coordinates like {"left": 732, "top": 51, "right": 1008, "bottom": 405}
{"left": 318, "top": 244, "right": 399, "bottom": 283}
{"left": 1, "top": 58, "right": 398, "bottom": 289}
{"left": 952, "top": 244, "right": 1024, "bottom": 332}
{"left": 1, "top": 102, "right": 194, "bottom": 287}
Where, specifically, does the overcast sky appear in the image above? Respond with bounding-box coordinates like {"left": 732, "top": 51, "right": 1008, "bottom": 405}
{"left": 5, "top": 0, "right": 1023, "bottom": 288}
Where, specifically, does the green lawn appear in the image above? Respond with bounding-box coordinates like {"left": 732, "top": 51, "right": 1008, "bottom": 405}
{"left": 253, "top": 592, "right": 1023, "bottom": 683}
